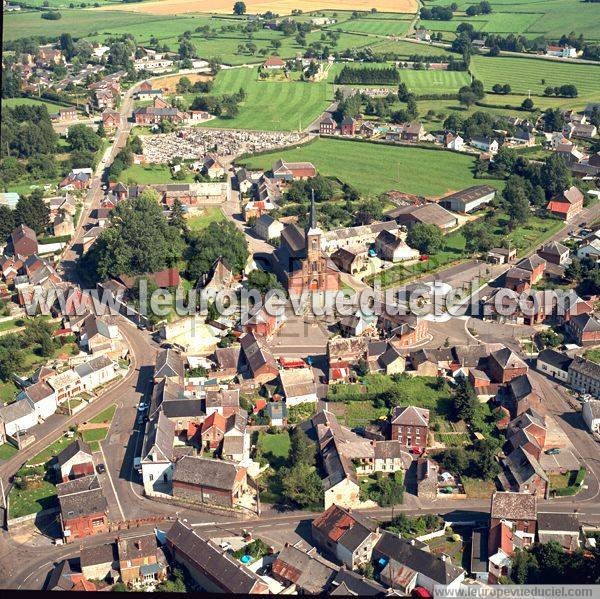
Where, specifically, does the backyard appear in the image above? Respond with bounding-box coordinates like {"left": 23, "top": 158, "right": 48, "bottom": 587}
{"left": 186, "top": 207, "right": 226, "bottom": 231}
{"left": 120, "top": 163, "right": 196, "bottom": 185}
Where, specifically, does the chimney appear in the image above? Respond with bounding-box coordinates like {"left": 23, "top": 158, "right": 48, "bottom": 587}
{"left": 441, "top": 554, "right": 448, "bottom": 562}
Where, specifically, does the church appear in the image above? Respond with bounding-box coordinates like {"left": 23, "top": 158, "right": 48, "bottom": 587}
{"left": 274, "top": 194, "right": 340, "bottom": 297}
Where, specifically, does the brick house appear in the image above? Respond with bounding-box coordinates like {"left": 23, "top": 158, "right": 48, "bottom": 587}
{"left": 117, "top": 533, "right": 166, "bottom": 584}
{"left": 340, "top": 116, "right": 356, "bottom": 136}
{"left": 547, "top": 186, "right": 584, "bottom": 221}
{"left": 101, "top": 109, "right": 120, "bottom": 132}
{"left": 172, "top": 456, "right": 248, "bottom": 508}
{"left": 57, "top": 475, "right": 109, "bottom": 542}
{"left": 537, "top": 241, "right": 570, "bottom": 266}
{"left": 165, "top": 520, "right": 269, "bottom": 594}
{"left": 487, "top": 347, "right": 528, "bottom": 383}
{"left": 390, "top": 406, "right": 430, "bottom": 449}
{"left": 320, "top": 115, "right": 336, "bottom": 135}
{"left": 566, "top": 313, "right": 600, "bottom": 345}
{"left": 488, "top": 492, "right": 537, "bottom": 583}
{"left": 240, "top": 332, "right": 279, "bottom": 384}
{"left": 200, "top": 412, "right": 226, "bottom": 450}
{"left": 311, "top": 504, "right": 381, "bottom": 569}
{"left": 11, "top": 224, "right": 38, "bottom": 257}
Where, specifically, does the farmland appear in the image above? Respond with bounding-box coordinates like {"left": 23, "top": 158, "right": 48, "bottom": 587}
{"left": 470, "top": 55, "right": 600, "bottom": 101}
{"left": 238, "top": 137, "right": 504, "bottom": 197}
{"left": 3, "top": 9, "right": 169, "bottom": 41}
{"left": 96, "top": 0, "right": 418, "bottom": 16}
{"left": 199, "top": 67, "right": 331, "bottom": 131}
{"left": 418, "top": 0, "right": 600, "bottom": 39}
{"left": 329, "top": 16, "right": 412, "bottom": 36}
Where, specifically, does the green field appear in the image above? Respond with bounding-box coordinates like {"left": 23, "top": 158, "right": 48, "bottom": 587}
{"left": 200, "top": 67, "right": 331, "bottom": 131}
{"left": 419, "top": 0, "right": 600, "bottom": 39}
{"left": 399, "top": 69, "right": 471, "bottom": 94}
{"left": 8, "top": 480, "right": 57, "bottom": 519}
{"left": 329, "top": 17, "right": 411, "bottom": 36}
{"left": 186, "top": 207, "right": 226, "bottom": 231}
{"left": 238, "top": 137, "right": 504, "bottom": 197}
{"left": 1, "top": 97, "right": 68, "bottom": 112}
{"left": 3, "top": 9, "right": 170, "bottom": 41}
{"left": 0, "top": 443, "right": 18, "bottom": 461}
{"left": 120, "top": 163, "right": 195, "bottom": 185}
{"left": 470, "top": 55, "right": 600, "bottom": 101}
{"left": 371, "top": 39, "right": 453, "bottom": 57}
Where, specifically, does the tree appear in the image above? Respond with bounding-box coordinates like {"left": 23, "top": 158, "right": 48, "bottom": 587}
{"left": 502, "top": 175, "right": 531, "bottom": 229}
{"left": 538, "top": 329, "right": 563, "bottom": 348}
{"left": 521, "top": 97, "right": 534, "bottom": 111}
{"left": 289, "top": 427, "right": 316, "bottom": 466}
{"left": 355, "top": 358, "right": 370, "bottom": 377}
{"left": 244, "top": 269, "right": 283, "bottom": 294}
{"left": 437, "top": 447, "right": 469, "bottom": 474}
{"left": 280, "top": 463, "right": 323, "bottom": 507}
{"left": 59, "top": 32, "right": 75, "bottom": 60}
{"left": 0, "top": 206, "right": 16, "bottom": 241}
{"left": 452, "top": 378, "right": 478, "bottom": 422}
{"left": 186, "top": 220, "right": 248, "bottom": 281}
{"left": 67, "top": 124, "right": 101, "bottom": 152}
{"left": 540, "top": 153, "right": 571, "bottom": 200}
{"left": 38, "top": 333, "right": 55, "bottom": 357}
{"left": 458, "top": 86, "right": 476, "bottom": 109}
{"left": 406, "top": 223, "right": 443, "bottom": 254}
{"left": 233, "top": 1, "right": 246, "bottom": 14}
{"left": 469, "top": 439, "right": 500, "bottom": 479}
{"left": 14, "top": 191, "right": 50, "bottom": 235}
{"left": 79, "top": 195, "right": 185, "bottom": 283}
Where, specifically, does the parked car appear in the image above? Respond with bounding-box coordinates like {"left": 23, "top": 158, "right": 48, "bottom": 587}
{"left": 137, "top": 402, "right": 148, "bottom": 411}
{"left": 410, "top": 447, "right": 424, "bottom": 455}
{"left": 137, "top": 322, "right": 147, "bottom": 330}
{"left": 545, "top": 448, "right": 561, "bottom": 455}
{"left": 96, "top": 463, "right": 106, "bottom": 474}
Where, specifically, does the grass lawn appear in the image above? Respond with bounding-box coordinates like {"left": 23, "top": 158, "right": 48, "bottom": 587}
{"left": 120, "top": 163, "right": 195, "bottom": 185}
{"left": 8, "top": 480, "right": 57, "bottom": 519}
{"left": 470, "top": 55, "right": 600, "bottom": 101}
{"left": 90, "top": 404, "right": 117, "bottom": 424}
{"left": 239, "top": 138, "right": 504, "bottom": 197}
{"left": 0, "top": 318, "right": 25, "bottom": 333}
{"left": 82, "top": 427, "right": 109, "bottom": 444}
{"left": 329, "top": 17, "right": 411, "bottom": 36}
{"left": 549, "top": 471, "right": 572, "bottom": 490}
{"left": 186, "top": 207, "right": 226, "bottom": 231}
{"left": 0, "top": 380, "right": 19, "bottom": 405}
{"left": 0, "top": 443, "right": 18, "bottom": 460}
{"left": 331, "top": 400, "right": 389, "bottom": 428}
{"left": 199, "top": 67, "right": 331, "bottom": 131}
{"left": 2, "top": 97, "right": 68, "bottom": 112}
{"left": 584, "top": 349, "right": 600, "bottom": 364}
{"left": 28, "top": 435, "right": 77, "bottom": 466}
{"left": 257, "top": 430, "right": 291, "bottom": 460}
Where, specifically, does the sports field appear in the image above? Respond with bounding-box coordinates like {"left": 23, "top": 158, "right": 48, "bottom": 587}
{"left": 238, "top": 137, "right": 505, "bottom": 197}
{"left": 1, "top": 97, "right": 67, "bottom": 111}
{"left": 198, "top": 67, "right": 331, "bottom": 131}
{"left": 99, "top": 0, "right": 418, "bottom": 15}
{"left": 470, "top": 55, "right": 600, "bottom": 100}
{"left": 399, "top": 70, "right": 471, "bottom": 95}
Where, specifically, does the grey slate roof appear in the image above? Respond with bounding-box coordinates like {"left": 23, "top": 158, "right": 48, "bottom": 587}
{"left": 330, "top": 569, "right": 387, "bottom": 596}
{"left": 161, "top": 399, "right": 204, "bottom": 419}
{"left": 490, "top": 491, "right": 537, "bottom": 521}
{"left": 537, "top": 349, "right": 573, "bottom": 372}
{"left": 172, "top": 455, "right": 240, "bottom": 490}
{"left": 0, "top": 399, "right": 35, "bottom": 423}
{"left": 55, "top": 439, "right": 92, "bottom": 467}
{"left": 165, "top": 520, "right": 264, "bottom": 594}
{"left": 373, "top": 532, "right": 464, "bottom": 585}
{"left": 537, "top": 512, "right": 580, "bottom": 533}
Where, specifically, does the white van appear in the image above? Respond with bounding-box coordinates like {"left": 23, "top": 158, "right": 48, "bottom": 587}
{"left": 133, "top": 457, "right": 142, "bottom": 473}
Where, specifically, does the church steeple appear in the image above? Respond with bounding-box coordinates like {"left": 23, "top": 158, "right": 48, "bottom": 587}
{"left": 306, "top": 188, "right": 322, "bottom": 260}
{"left": 309, "top": 189, "right": 317, "bottom": 231}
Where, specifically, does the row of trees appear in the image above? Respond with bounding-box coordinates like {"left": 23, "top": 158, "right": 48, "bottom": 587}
{"left": 334, "top": 65, "right": 400, "bottom": 85}
{"left": 190, "top": 87, "right": 246, "bottom": 118}
{"left": 419, "top": 5, "right": 454, "bottom": 20}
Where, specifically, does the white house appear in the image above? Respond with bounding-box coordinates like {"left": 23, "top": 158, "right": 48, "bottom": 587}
{"left": 17, "top": 381, "right": 58, "bottom": 420}
{"left": 74, "top": 355, "right": 118, "bottom": 391}
{"left": 0, "top": 399, "right": 38, "bottom": 436}
{"left": 577, "top": 238, "right": 600, "bottom": 260}
{"left": 583, "top": 399, "right": 600, "bottom": 433}
{"left": 279, "top": 368, "right": 318, "bottom": 406}
{"left": 446, "top": 134, "right": 464, "bottom": 151}
{"left": 546, "top": 45, "right": 577, "bottom": 58}
{"left": 536, "top": 349, "right": 572, "bottom": 382}
{"left": 471, "top": 137, "right": 499, "bottom": 154}
{"left": 55, "top": 439, "right": 94, "bottom": 482}
{"left": 141, "top": 412, "right": 175, "bottom": 496}
{"left": 253, "top": 214, "right": 284, "bottom": 241}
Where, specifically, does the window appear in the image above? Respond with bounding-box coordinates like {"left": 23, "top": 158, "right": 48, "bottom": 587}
{"left": 149, "top": 474, "right": 154, "bottom": 481}
{"left": 92, "top": 518, "right": 104, "bottom": 527}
